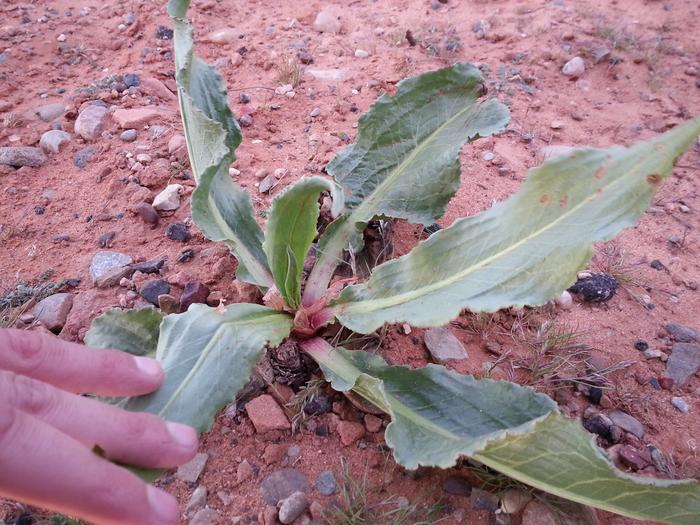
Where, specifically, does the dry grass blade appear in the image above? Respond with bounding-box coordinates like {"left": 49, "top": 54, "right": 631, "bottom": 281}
{"left": 286, "top": 377, "right": 326, "bottom": 434}
{"left": 322, "top": 459, "right": 448, "bottom": 525}
{"left": 0, "top": 269, "right": 70, "bottom": 310}
{"left": 276, "top": 54, "right": 301, "bottom": 87}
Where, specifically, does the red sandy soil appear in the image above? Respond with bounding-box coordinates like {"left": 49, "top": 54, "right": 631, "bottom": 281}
{"left": 1, "top": 0, "right": 700, "bottom": 524}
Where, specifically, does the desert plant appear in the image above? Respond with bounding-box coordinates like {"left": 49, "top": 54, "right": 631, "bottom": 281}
{"left": 85, "top": 0, "right": 700, "bottom": 522}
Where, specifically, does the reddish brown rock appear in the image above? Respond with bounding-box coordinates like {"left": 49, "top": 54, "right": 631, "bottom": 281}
{"left": 363, "top": 414, "right": 383, "bottom": 433}
{"left": 659, "top": 376, "right": 674, "bottom": 390}
{"left": 268, "top": 382, "right": 294, "bottom": 405}
{"left": 32, "top": 293, "right": 74, "bottom": 333}
{"left": 113, "top": 107, "right": 171, "bottom": 128}
{"left": 132, "top": 202, "right": 159, "bottom": 227}
{"left": 336, "top": 421, "right": 365, "bottom": 446}
{"left": 139, "top": 77, "right": 177, "bottom": 101}
{"left": 618, "top": 445, "right": 651, "bottom": 471}
{"left": 245, "top": 394, "right": 290, "bottom": 433}
{"left": 263, "top": 443, "right": 286, "bottom": 465}
{"left": 74, "top": 104, "right": 108, "bottom": 141}
{"left": 236, "top": 459, "right": 254, "bottom": 484}
{"left": 180, "top": 281, "right": 210, "bottom": 310}
{"left": 206, "top": 290, "right": 224, "bottom": 306}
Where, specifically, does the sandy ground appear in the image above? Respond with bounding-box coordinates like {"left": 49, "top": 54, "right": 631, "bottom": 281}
{"left": 1, "top": 0, "right": 700, "bottom": 524}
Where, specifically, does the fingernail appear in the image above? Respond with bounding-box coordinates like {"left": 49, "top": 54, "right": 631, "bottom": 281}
{"left": 166, "top": 421, "right": 198, "bottom": 450}
{"left": 146, "top": 485, "right": 178, "bottom": 525}
{"left": 134, "top": 356, "right": 162, "bottom": 378}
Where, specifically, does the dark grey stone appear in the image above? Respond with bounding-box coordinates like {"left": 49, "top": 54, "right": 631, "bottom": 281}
{"left": 568, "top": 272, "right": 618, "bottom": 302}
{"left": 666, "top": 343, "right": 700, "bottom": 386}
{"left": 608, "top": 410, "right": 645, "bottom": 439}
{"left": 73, "top": 146, "right": 96, "bottom": 168}
{"left": 424, "top": 327, "right": 468, "bottom": 363}
{"left": 443, "top": 476, "right": 472, "bottom": 497}
{"left": 304, "top": 394, "right": 332, "bottom": 416}
{"left": 124, "top": 73, "right": 140, "bottom": 87}
{"left": 470, "top": 487, "right": 500, "bottom": 512}
{"left": 90, "top": 251, "right": 133, "bottom": 287}
{"left": 260, "top": 469, "right": 310, "bottom": 505}
{"left": 140, "top": 279, "right": 171, "bottom": 306}
{"left": 665, "top": 323, "right": 700, "bottom": 343}
{"left": 166, "top": 222, "right": 191, "bottom": 242}
{"left": 315, "top": 470, "right": 337, "bottom": 496}
{"left": 129, "top": 257, "right": 166, "bottom": 274}
{"left": 583, "top": 413, "right": 618, "bottom": 442}
{"left": 0, "top": 147, "right": 47, "bottom": 167}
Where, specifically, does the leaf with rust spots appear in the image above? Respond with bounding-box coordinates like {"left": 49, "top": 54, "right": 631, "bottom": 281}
{"left": 332, "top": 117, "right": 700, "bottom": 332}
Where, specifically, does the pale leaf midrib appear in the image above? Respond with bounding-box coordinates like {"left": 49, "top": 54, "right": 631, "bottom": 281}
{"left": 205, "top": 190, "right": 272, "bottom": 286}
{"left": 350, "top": 100, "right": 479, "bottom": 221}
{"left": 337, "top": 149, "right": 656, "bottom": 315}
{"left": 157, "top": 313, "right": 288, "bottom": 417}
{"left": 474, "top": 414, "right": 700, "bottom": 523}
{"left": 309, "top": 99, "right": 484, "bottom": 292}
{"left": 331, "top": 354, "right": 552, "bottom": 445}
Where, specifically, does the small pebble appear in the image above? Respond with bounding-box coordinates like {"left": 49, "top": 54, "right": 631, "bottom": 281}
{"left": 97, "top": 231, "right": 116, "bottom": 248}
{"left": 120, "top": 129, "right": 137, "bottom": 142}
{"left": 278, "top": 491, "right": 308, "bottom": 524}
{"left": 555, "top": 290, "right": 573, "bottom": 309}
{"left": 354, "top": 49, "right": 370, "bottom": 58}
{"left": 636, "top": 340, "right": 650, "bottom": 354}
{"left": 177, "top": 248, "right": 195, "bottom": 263}
{"left": 315, "top": 471, "right": 337, "bottom": 496}
{"left": 671, "top": 396, "right": 689, "bottom": 413}
{"left": 562, "top": 56, "right": 585, "bottom": 77}
{"left": 133, "top": 202, "right": 159, "bottom": 227}
{"left": 643, "top": 349, "right": 666, "bottom": 361}
{"left": 166, "top": 223, "right": 191, "bottom": 242}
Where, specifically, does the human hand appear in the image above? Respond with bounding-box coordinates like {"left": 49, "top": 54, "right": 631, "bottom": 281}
{"left": 0, "top": 328, "right": 198, "bottom": 525}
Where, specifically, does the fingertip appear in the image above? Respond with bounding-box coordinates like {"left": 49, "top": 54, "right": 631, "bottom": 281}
{"left": 133, "top": 356, "right": 164, "bottom": 385}
{"left": 146, "top": 485, "right": 179, "bottom": 525}
{"left": 166, "top": 422, "right": 199, "bottom": 456}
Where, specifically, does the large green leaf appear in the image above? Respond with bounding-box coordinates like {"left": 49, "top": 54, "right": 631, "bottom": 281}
{"left": 125, "top": 304, "right": 292, "bottom": 432}
{"left": 170, "top": 0, "right": 272, "bottom": 287}
{"left": 302, "top": 339, "right": 700, "bottom": 524}
{"left": 263, "top": 177, "right": 343, "bottom": 309}
{"left": 84, "top": 308, "right": 163, "bottom": 357}
{"left": 303, "top": 64, "right": 510, "bottom": 305}
{"left": 332, "top": 117, "right": 700, "bottom": 333}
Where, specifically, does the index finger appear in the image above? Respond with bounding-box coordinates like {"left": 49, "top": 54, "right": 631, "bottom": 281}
{"left": 0, "top": 329, "right": 163, "bottom": 396}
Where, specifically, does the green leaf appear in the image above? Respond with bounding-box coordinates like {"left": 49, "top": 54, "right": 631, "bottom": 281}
{"left": 191, "top": 168, "right": 272, "bottom": 287}
{"left": 303, "top": 63, "right": 510, "bottom": 305}
{"left": 125, "top": 304, "right": 292, "bottom": 432}
{"left": 84, "top": 309, "right": 163, "bottom": 357}
{"left": 302, "top": 339, "right": 700, "bottom": 525}
{"left": 333, "top": 117, "right": 700, "bottom": 333}
{"left": 167, "top": 0, "right": 189, "bottom": 18}
{"left": 263, "top": 177, "right": 343, "bottom": 308}
{"left": 171, "top": 3, "right": 272, "bottom": 287}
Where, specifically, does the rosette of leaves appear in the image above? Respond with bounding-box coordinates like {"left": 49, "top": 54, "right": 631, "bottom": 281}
{"left": 86, "top": 0, "right": 700, "bottom": 522}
